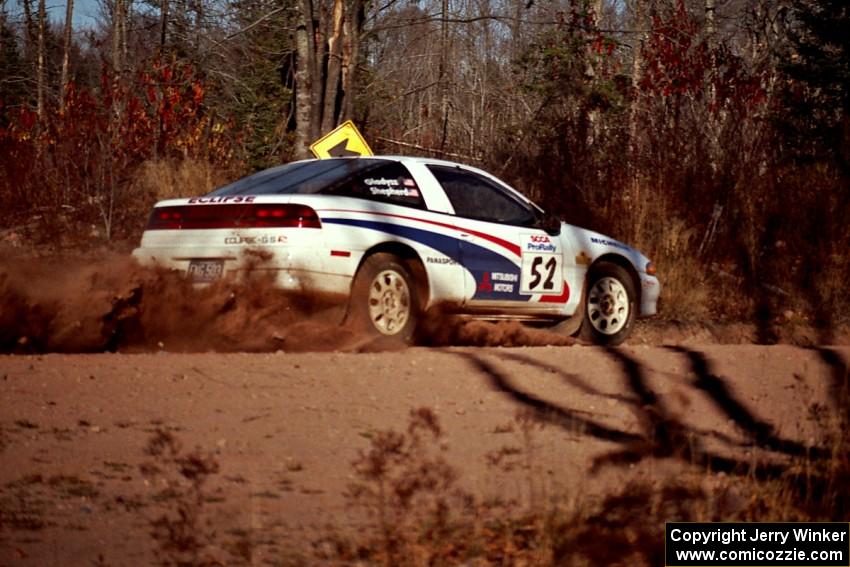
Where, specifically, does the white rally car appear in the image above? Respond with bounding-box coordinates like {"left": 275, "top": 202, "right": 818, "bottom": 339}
{"left": 133, "top": 156, "right": 659, "bottom": 345}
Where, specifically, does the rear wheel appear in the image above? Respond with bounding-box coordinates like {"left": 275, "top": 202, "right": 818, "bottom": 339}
{"left": 348, "top": 253, "right": 418, "bottom": 341}
{"left": 578, "top": 262, "right": 636, "bottom": 345}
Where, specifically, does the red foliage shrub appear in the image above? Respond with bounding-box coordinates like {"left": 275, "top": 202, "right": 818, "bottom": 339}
{"left": 0, "top": 58, "right": 240, "bottom": 240}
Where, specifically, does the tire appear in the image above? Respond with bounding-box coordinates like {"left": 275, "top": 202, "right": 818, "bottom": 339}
{"left": 348, "top": 253, "right": 419, "bottom": 341}
{"left": 578, "top": 262, "right": 637, "bottom": 346}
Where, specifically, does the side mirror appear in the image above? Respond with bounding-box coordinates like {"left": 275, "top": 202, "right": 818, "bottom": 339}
{"left": 542, "top": 212, "right": 561, "bottom": 236}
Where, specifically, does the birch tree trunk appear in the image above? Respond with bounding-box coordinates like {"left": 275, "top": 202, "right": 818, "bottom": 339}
{"left": 321, "top": 0, "right": 345, "bottom": 133}
{"left": 160, "top": 0, "right": 169, "bottom": 53}
{"left": 438, "top": 0, "right": 449, "bottom": 151}
{"left": 294, "top": 0, "right": 365, "bottom": 153}
{"left": 113, "top": 0, "right": 124, "bottom": 72}
{"left": 294, "top": 0, "right": 315, "bottom": 157}
{"left": 36, "top": 0, "right": 45, "bottom": 121}
{"left": 60, "top": 0, "right": 74, "bottom": 111}
{"left": 340, "top": 0, "right": 363, "bottom": 121}
{"left": 121, "top": 0, "right": 128, "bottom": 69}
{"left": 22, "top": 0, "right": 36, "bottom": 59}
{"left": 705, "top": 0, "right": 719, "bottom": 179}
{"left": 627, "top": 0, "right": 646, "bottom": 167}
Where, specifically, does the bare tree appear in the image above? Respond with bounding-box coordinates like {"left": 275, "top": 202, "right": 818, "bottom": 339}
{"left": 340, "top": 0, "right": 363, "bottom": 120}
{"left": 21, "top": 0, "right": 36, "bottom": 56}
{"left": 112, "top": 0, "right": 128, "bottom": 74}
{"left": 60, "top": 0, "right": 75, "bottom": 110}
{"left": 36, "top": 0, "right": 45, "bottom": 121}
{"left": 293, "top": 0, "right": 367, "bottom": 156}
{"left": 321, "top": 0, "right": 345, "bottom": 133}
{"left": 159, "top": 0, "right": 169, "bottom": 53}
{"left": 294, "top": 0, "right": 316, "bottom": 156}
{"left": 704, "top": 0, "right": 720, "bottom": 179}
{"left": 627, "top": 0, "right": 647, "bottom": 168}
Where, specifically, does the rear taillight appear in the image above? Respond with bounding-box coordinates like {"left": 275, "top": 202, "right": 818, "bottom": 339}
{"left": 146, "top": 204, "right": 322, "bottom": 230}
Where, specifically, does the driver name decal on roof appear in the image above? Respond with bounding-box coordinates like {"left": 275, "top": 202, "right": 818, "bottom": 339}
{"left": 368, "top": 186, "right": 420, "bottom": 198}
{"left": 363, "top": 177, "right": 399, "bottom": 186}
{"left": 364, "top": 177, "right": 420, "bottom": 199}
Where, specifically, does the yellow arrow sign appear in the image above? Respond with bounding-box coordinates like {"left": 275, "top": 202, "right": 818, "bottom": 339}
{"left": 309, "top": 120, "right": 373, "bottom": 159}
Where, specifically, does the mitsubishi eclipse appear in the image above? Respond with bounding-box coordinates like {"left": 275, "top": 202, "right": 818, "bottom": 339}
{"left": 132, "top": 156, "right": 659, "bottom": 345}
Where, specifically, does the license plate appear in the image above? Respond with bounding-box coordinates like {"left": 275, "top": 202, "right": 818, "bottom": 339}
{"left": 187, "top": 259, "right": 224, "bottom": 283}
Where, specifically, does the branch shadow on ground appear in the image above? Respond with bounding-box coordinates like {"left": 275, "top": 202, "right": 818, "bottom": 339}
{"left": 814, "top": 347, "right": 850, "bottom": 427}
{"left": 453, "top": 345, "right": 850, "bottom": 480}
{"left": 495, "top": 350, "right": 749, "bottom": 450}
{"left": 666, "top": 346, "right": 826, "bottom": 460}
{"left": 457, "top": 351, "right": 642, "bottom": 445}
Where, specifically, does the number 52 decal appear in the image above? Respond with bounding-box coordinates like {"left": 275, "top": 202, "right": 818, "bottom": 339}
{"left": 520, "top": 253, "right": 563, "bottom": 294}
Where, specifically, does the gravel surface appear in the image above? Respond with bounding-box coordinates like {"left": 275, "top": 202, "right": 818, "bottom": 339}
{"left": 1, "top": 344, "right": 847, "bottom": 565}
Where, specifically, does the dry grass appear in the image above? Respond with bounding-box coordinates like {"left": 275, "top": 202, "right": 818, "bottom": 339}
{"left": 597, "top": 180, "right": 715, "bottom": 322}
{"left": 331, "top": 401, "right": 850, "bottom": 566}
{"left": 131, "top": 158, "right": 234, "bottom": 202}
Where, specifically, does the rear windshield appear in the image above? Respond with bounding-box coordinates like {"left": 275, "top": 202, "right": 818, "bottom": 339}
{"left": 207, "top": 159, "right": 393, "bottom": 197}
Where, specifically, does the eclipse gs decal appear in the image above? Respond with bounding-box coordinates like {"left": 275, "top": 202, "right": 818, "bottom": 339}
{"left": 224, "top": 234, "right": 287, "bottom": 245}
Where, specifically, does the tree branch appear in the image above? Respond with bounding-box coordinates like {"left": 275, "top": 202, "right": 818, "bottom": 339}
{"left": 225, "top": 6, "right": 288, "bottom": 40}
{"left": 376, "top": 136, "right": 483, "bottom": 162}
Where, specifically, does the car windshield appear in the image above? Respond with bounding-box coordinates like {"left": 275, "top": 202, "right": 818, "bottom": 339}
{"left": 207, "top": 158, "right": 392, "bottom": 196}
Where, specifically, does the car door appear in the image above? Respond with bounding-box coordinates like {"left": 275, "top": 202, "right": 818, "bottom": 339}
{"left": 426, "top": 164, "right": 572, "bottom": 313}
{"left": 313, "top": 159, "right": 469, "bottom": 306}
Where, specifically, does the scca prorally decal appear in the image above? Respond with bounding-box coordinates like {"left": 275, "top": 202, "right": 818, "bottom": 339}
{"left": 323, "top": 217, "right": 528, "bottom": 301}
{"left": 524, "top": 234, "right": 557, "bottom": 253}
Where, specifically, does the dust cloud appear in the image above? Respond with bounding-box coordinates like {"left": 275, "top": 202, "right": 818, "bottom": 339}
{"left": 0, "top": 251, "right": 354, "bottom": 353}
{"left": 417, "top": 309, "right": 576, "bottom": 347}
{"left": 0, "top": 251, "right": 575, "bottom": 354}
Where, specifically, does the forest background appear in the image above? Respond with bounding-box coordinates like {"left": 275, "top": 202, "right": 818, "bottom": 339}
{"left": 0, "top": 0, "right": 847, "bottom": 338}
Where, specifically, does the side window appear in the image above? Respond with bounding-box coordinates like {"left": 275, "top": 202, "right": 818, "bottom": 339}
{"left": 428, "top": 165, "right": 535, "bottom": 226}
{"left": 323, "top": 162, "right": 424, "bottom": 209}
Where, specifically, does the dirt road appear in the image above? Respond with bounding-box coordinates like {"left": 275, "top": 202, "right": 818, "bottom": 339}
{"left": 1, "top": 344, "right": 847, "bottom": 565}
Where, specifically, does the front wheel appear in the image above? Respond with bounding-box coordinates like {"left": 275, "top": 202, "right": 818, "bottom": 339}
{"left": 578, "top": 262, "right": 637, "bottom": 346}
{"left": 348, "top": 253, "right": 419, "bottom": 341}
